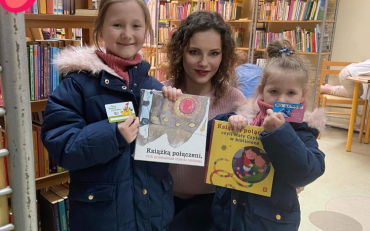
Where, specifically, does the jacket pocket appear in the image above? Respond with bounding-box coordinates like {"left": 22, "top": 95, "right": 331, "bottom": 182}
{"left": 68, "top": 183, "right": 118, "bottom": 231}
{"left": 252, "top": 202, "right": 300, "bottom": 231}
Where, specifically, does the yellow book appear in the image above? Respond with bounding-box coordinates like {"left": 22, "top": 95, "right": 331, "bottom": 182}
{"left": 44, "top": 147, "right": 50, "bottom": 176}
{"left": 205, "top": 121, "right": 274, "bottom": 197}
{"left": 38, "top": 0, "right": 47, "bottom": 14}
{"left": 310, "top": 32, "right": 313, "bottom": 52}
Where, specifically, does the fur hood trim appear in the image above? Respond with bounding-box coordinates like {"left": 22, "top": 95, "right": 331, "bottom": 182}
{"left": 54, "top": 46, "right": 143, "bottom": 78}
{"left": 234, "top": 98, "right": 327, "bottom": 132}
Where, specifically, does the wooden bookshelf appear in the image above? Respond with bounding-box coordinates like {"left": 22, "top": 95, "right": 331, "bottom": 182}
{"left": 258, "top": 20, "right": 335, "bottom": 23}
{"left": 236, "top": 47, "right": 249, "bottom": 51}
{"left": 226, "top": 19, "right": 252, "bottom": 23}
{"left": 24, "top": 14, "right": 96, "bottom": 28}
{"left": 31, "top": 100, "right": 48, "bottom": 113}
{"left": 35, "top": 172, "right": 70, "bottom": 190}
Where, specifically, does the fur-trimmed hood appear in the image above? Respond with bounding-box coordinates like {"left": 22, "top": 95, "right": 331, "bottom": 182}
{"left": 54, "top": 46, "right": 145, "bottom": 78}
{"left": 234, "top": 98, "right": 326, "bottom": 132}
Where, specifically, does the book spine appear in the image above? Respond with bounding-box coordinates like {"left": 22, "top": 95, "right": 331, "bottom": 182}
{"left": 58, "top": 201, "right": 68, "bottom": 231}
{"left": 46, "top": 0, "right": 54, "bottom": 14}
{"left": 30, "top": 45, "right": 35, "bottom": 101}
{"left": 56, "top": 48, "right": 60, "bottom": 88}
{"left": 50, "top": 47, "right": 53, "bottom": 94}
{"left": 39, "top": 0, "right": 47, "bottom": 14}
{"left": 57, "top": 0, "right": 63, "bottom": 15}
{"left": 53, "top": 0, "right": 58, "bottom": 14}
{"left": 25, "top": 5, "right": 33, "bottom": 13}
{"left": 51, "top": 160, "right": 57, "bottom": 173}
{"left": 40, "top": 45, "right": 44, "bottom": 99}
{"left": 32, "top": 0, "right": 39, "bottom": 14}
{"left": 65, "top": 198, "right": 70, "bottom": 231}
{"left": 37, "top": 45, "right": 41, "bottom": 100}
{"left": 43, "top": 46, "right": 48, "bottom": 99}
{"left": 52, "top": 203, "right": 61, "bottom": 231}
{"left": 37, "top": 127, "right": 45, "bottom": 177}
{"left": 32, "top": 129, "right": 39, "bottom": 178}
{"left": 44, "top": 147, "right": 50, "bottom": 176}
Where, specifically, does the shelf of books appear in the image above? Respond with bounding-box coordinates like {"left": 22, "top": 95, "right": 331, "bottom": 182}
{"left": 251, "top": 0, "right": 339, "bottom": 109}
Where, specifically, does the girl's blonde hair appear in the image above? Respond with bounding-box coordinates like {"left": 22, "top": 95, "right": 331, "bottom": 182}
{"left": 260, "top": 39, "right": 309, "bottom": 93}
{"left": 93, "top": 0, "right": 154, "bottom": 51}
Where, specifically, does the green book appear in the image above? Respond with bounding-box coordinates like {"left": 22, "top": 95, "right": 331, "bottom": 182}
{"left": 29, "top": 45, "right": 35, "bottom": 101}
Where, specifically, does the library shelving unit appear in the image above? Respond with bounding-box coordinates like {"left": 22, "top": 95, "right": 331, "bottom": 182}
{"left": 0, "top": 1, "right": 97, "bottom": 229}
{"left": 249, "top": 0, "right": 340, "bottom": 110}
{"left": 151, "top": 0, "right": 256, "bottom": 80}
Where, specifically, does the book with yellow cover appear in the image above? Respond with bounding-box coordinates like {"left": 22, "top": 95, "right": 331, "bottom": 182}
{"left": 205, "top": 120, "right": 274, "bottom": 197}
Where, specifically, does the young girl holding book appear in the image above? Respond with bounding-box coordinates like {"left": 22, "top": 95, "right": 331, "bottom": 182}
{"left": 210, "top": 39, "right": 326, "bottom": 230}
{"left": 41, "top": 0, "right": 178, "bottom": 230}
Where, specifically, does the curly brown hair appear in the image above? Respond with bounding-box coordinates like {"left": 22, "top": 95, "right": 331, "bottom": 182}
{"left": 166, "top": 11, "right": 237, "bottom": 101}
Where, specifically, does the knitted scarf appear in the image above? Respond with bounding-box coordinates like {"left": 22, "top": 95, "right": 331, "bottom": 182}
{"left": 95, "top": 50, "right": 141, "bottom": 86}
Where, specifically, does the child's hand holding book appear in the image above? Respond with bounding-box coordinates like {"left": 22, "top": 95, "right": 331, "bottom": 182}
{"left": 228, "top": 115, "right": 248, "bottom": 133}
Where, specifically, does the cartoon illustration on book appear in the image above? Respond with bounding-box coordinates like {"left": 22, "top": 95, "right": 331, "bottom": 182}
{"left": 233, "top": 146, "right": 271, "bottom": 183}
{"left": 134, "top": 90, "right": 210, "bottom": 166}
{"left": 205, "top": 121, "right": 274, "bottom": 197}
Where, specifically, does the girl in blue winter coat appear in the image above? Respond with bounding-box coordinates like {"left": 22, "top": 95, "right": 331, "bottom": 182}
{"left": 210, "top": 39, "right": 326, "bottom": 231}
{"left": 41, "top": 0, "right": 178, "bottom": 230}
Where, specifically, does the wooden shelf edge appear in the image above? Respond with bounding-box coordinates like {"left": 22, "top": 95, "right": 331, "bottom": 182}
{"left": 258, "top": 20, "right": 335, "bottom": 23}
{"left": 31, "top": 100, "right": 48, "bottom": 113}
{"left": 35, "top": 171, "right": 70, "bottom": 190}
{"left": 236, "top": 47, "right": 249, "bottom": 50}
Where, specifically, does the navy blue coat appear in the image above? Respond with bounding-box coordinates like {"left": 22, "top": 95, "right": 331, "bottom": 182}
{"left": 41, "top": 48, "right": 174, "bottom": 231}
{"left": 209, "top": 112, "right": 325, "bottom": 231}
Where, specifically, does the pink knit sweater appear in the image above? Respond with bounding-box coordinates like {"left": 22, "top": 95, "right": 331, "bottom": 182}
{"left": 162, "top": 79, "right": 246, "bottom": 199}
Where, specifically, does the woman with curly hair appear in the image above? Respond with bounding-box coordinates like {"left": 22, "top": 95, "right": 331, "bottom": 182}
{"left": 161, "top": 11, "right": 246, "bottom": 231}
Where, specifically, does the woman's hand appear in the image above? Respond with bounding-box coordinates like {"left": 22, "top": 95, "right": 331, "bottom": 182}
{"left": 162, "top": 86, "right": 182, "bottom": 102}
{"left": 118, "top": 116, "right": 139, "bottom": 143}
{"left": 263, "top": 109, "right": 285, "bottom": 133}
{"left": 228, "top": 115, "right": 248, "bottom": 133}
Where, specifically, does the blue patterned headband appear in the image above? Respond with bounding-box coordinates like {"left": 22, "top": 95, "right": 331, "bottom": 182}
{"left": 276, "top": 46, "right": 294, "bottom": 57}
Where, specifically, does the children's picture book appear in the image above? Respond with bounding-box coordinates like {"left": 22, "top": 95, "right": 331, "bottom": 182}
{"left": 273, "top": 102, "right": 304, "bottom": 123}
{"left": 205, "top": 121, "right": 274, "bottom": 197}
{"left": 134, "top": 90, "right": 210, "bottom": 166}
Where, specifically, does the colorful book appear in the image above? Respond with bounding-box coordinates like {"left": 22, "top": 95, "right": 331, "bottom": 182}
{"left": 50, "top": 185, "right": 70, "bottom": 231}
{"left": 39, "top": 191, "right": 62, "bottom": 231}
{"left": 29, "top": 45, "right": 35, "bottom": 101}
{"left": 37, "top": 45, "right": 41, "bottom": 100}
{"left": 32, "top": 129, "right": 40, "bottom": 178}
{"left": 134, "top": 90, "right": 210, "bottom": 166}
{"left": 39, "top": 0, "right": 47, "bottom": 14}
{"left": 44, "top": 147, "right": 50, "bottom": 176}
{"left": 32, "top": 0, "right": 39, "bottom": 14}
{"left": 205, "top": 121, "right": 274, "bottom": 197}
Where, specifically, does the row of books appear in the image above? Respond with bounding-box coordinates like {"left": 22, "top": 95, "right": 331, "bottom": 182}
{"left": 255, "top": 24, "right": 321, "bottom": 53}
{"left": 206, "top": 0, "right": 244, "bottom": 21}
{"left": 160, "top": 2, "right": 198, "bottom": 20}
{"left": 259, "top": 0, "right": 325, "bottom": 21}
{"left": 231, "top": 27, "right": 246, "bottom": 47}
{"left": 158, "top": 26, "right": 172, "bottom": 44}
{"left": 161, "top": 0, "right": 243, "bottom": 21}
{"left": 25, "top": 0, "right": 76, "bottom": 15}
{"left": 26, "top": 39, "right": 81, "bottom": 101}
{"left": 33, "top": 116, "right": 66, "bottom": 179}
{"left": 39, "top": 184, "right": 70, "bottom": 231}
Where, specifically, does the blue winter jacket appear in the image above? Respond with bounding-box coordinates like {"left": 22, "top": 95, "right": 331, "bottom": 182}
{"left": 208, "top": 106, "right": 326, "bottom": 231}
{"left": 41, "top": 47, "right": 174, "bottom": 231}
